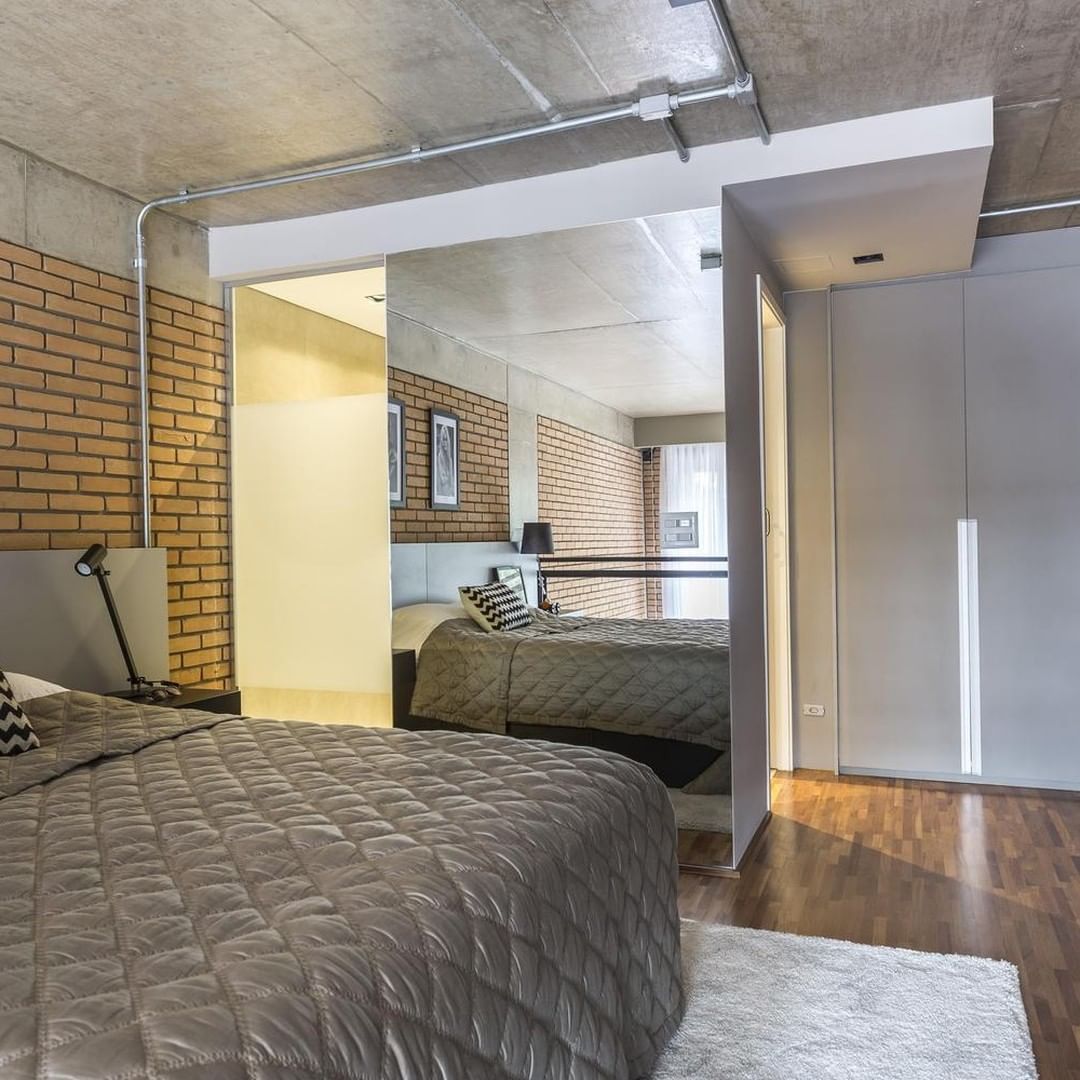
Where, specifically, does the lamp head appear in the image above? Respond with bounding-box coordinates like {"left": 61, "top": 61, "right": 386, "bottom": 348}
{"left": 75, "top": 543, "right": 108, "bottom": 577}
{"left": 519, "top": 522, "right": 555, "bottom": 556}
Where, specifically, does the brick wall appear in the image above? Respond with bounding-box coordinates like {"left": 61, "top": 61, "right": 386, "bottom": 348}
{"left": 642, "top": 446, "right": 663, "bottom": 619}
{"left": 537, "top": 416, "right": 646, "bottom": 618}
{"left": 388, "top": 366, "right": 509, "bottom": 543}
{"left": 0, "top": 237, "right": 231, "bottom": 687}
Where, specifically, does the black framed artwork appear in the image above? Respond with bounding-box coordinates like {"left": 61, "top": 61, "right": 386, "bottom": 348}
{"left": 495, "top": 565, "right": 528, "bottom": 607}
{"left": 429, "top": 407, "right": 460, "bottom": 510}
{"left": 388, "top": 398, "right": 406, "bottom": 508}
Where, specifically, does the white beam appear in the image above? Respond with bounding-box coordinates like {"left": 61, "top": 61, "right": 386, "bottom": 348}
{"left": 209, "top": 98, "right": 993, "bottom": 283}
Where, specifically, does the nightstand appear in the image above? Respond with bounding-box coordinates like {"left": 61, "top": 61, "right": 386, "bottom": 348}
{"left": 106, "top": 686, "right": 242, "bottom": 714}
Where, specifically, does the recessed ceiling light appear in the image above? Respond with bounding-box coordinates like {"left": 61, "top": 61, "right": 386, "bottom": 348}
{"left": 852, "top": 252, "right": 884, "bottom": 265}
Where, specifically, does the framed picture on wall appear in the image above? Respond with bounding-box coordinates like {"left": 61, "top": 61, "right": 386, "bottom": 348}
{"left": 387, "top": 398, "right": 406, "bottom": 508}
{"left": 430, "top": 407, "right": 460, "bottom": 509}
{"left": 495, "top": 565, "right": 527, "bottom": 607}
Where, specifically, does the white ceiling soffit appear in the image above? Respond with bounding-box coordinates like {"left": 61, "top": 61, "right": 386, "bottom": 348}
{"left": 209, "top": 99, "right": 993, "bottom": 283}
{"left": 727, "top": 148, "right": 993, "bottom": 290}
{"left": 388, "top": 210, "right": 724, "bottom": 418}
{"left": 249, "top": 266, "right": 388, "bottom": 337}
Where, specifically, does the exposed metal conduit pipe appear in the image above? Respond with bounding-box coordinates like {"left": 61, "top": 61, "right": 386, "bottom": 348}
{"left": 132, "top": 77, "right": 750, "bottom": 546}
{"left": 979, "top": 195, "right": 1080, "bottom": 219}
{"left": 661, "top": 117, "right": 691, "bottom": 163}
{"left": 702, "top": 0, "right": 771, "bottom": 145}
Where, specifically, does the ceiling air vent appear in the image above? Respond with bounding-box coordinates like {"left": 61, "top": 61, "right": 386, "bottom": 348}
{"left": 852, "top": 252, "right": 884, "bottom": 266}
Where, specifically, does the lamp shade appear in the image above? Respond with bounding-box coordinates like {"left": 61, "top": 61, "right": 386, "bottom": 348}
{"left": 519, "top": 522, "right": 555, "bottom": 555}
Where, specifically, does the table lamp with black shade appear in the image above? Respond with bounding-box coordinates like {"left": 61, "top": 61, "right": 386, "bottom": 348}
{"left": 519, "top": 522, "right": 555, "bottom": 609}
{"left": 74, "top": 544, "right": 181, "bottom": 702}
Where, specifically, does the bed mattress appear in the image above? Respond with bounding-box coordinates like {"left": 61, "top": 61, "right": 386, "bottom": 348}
{"left": 0, "top": 691, "right": 683, "bottom": 1080}
{"left": 411, "top": 613, "right": 730, "bottom": 751}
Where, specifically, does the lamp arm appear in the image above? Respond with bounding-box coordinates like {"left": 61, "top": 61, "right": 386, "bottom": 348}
{"left": 94, "top": 570, "right": 146, "bottom": 689}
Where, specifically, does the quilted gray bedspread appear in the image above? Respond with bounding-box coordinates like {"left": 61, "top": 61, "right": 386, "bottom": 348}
{"left": 0, "top": 691, "right": 683, "bottom": 1080}
{"left": 411, "top": 614, "right": 730, "bottom": 751}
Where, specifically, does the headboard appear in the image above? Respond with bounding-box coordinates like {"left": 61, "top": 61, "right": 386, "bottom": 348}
{"left": 0, "top": 547, "right": 170, "bottom": 693}
{"left": 391, "top": 541, "right": 539, "bottom": 608}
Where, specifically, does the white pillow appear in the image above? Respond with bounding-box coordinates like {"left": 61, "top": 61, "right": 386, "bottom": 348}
{"left": 391, "top": 603, "right": 469, "bottom": 652}
{"left": 458, "top": 582, "right": 532, "bottom": 632}
{"left": 5, "top": 672, "right": 68, "bottom": 702}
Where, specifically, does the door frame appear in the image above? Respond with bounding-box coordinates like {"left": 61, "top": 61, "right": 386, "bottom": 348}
{"left": 757, "top": 276, "right": 794, "bottom": 773}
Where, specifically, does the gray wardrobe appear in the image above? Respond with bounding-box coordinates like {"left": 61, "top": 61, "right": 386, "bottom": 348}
{"left": 831, "top": 262, "right": 1080, "bottom": 787}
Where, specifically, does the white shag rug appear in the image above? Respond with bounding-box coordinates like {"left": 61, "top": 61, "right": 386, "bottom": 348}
{"left": 652, "top": 921, "right": 1038, "bottom": 1079}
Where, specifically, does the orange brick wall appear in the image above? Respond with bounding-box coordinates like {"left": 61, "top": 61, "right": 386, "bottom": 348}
{"left": 537, "top": 416, "right": 646, "bottom": 619}
{"left": 388, "top": 366, "right": 509, "bottom": 543}
{"left": 642, "top": 446, "right": 663, "bottom": 619}
{"left": 0, "top": 237, "right": 231, "bottom": 688}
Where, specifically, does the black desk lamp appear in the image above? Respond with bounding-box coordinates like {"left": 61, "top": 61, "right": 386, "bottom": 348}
{"left": 519, "top": 522, "right": 555, "bottom": 607}
{"left": 74, "top": 544, "right": 180, "bottom": 701}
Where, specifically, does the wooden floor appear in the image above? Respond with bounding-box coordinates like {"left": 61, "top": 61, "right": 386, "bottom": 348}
{"left": 677, "top": 827, "right": 733, "bottom": 868}
{"left": 678, "top": 770, "right": 1080, "bottom": 1078}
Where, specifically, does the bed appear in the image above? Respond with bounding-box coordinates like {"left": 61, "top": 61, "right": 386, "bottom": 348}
{"left": 0, "top": 688, "right": 683, "bottom": 1080}
{"left": 398, "top": 606, "right": 731, "bottom": 792}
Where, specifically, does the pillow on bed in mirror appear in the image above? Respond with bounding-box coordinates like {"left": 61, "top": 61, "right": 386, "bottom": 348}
{"left": 459, "top": 582, "right": 532, "bottom": 632}
{"left": 392, "top": 603, "right": 469, "bottom": 652}
{"left": 0, "top": 672, "right": 40, "bottom": 755}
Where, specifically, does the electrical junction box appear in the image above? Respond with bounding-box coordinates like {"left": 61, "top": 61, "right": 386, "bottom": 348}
{"left": 660, "top": 511, "right": 699, "bottom": 548}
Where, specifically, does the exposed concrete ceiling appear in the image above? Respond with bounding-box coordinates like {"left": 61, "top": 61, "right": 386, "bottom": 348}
{"left": 0, "top": 1, "right": 1077, "bottom": 234}
{"left": 250, "top": 266, "right": 388, "bottom": 337}
{"left": 388, "top": 210, "right": 724, "bottom": 417}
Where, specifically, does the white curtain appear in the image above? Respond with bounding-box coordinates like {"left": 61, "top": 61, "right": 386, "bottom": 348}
{"left": 660, "top": 442, "right": 728, "bottom": 619}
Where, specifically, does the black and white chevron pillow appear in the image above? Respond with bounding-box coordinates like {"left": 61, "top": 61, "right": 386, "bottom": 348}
{"left": 459, "top": 582, "right": 532, "bottom": 632}
{"left": 0, "top": 671, "right": 40, "bottom": 756}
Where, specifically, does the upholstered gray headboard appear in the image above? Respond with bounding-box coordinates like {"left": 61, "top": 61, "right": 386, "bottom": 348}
{"left": 391, "top": 541, "right": 539, "bottom": 608}
{"left": 0, "top": 547, "right": 170, "bottom": 693}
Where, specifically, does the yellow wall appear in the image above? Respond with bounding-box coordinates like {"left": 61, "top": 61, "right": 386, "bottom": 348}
{"left": 232, "top": 287, "right": 392, "bottom": 726}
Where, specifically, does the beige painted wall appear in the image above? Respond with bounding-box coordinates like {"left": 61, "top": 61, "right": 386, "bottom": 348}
{"left": 235, "top": 286, "right": 386, "bottom": 404}
{"left": 232, "top": 287, "right": 392, "bottom": 726}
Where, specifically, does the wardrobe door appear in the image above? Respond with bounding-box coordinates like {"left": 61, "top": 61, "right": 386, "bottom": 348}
{"left": 832, "top": 280, "right": 967, "bottom": 773}
{"left": 965, "top": 267, "right": 1080, "bottom": 786}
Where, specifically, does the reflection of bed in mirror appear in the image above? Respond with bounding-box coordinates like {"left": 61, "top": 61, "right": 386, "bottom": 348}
{"left": 392, "top": 594, "right": 732, "bottom": 862}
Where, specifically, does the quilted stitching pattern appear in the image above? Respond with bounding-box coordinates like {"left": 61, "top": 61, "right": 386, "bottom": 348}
{"left": 412, "top": 617, "right": 730, "bottom": 751}
{"left": 0, "top": 693, "right": 683, "bottom": 1080}
{"left": 412, "top": 619, "right": 521, "bottom": 731}
{"left": 509, "top": 619, "right": 730, "bottom": 749}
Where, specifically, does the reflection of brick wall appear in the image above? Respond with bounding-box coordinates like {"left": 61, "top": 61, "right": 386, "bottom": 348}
{"left": 388, "top": 367, "right": 510, "bottom": 543}
{"left": 537, "top": 416, "right": 645, "bottom": 619}
{"left": 0, "top": 237, "right": 231, "bottom": 687}
{"left": 642, "top": 447, "right": 663, "bottom": 619}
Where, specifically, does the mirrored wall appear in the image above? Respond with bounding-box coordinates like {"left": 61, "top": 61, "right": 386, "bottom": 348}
{"left": 385, "top": 209, "right": 748, "bottom": 870}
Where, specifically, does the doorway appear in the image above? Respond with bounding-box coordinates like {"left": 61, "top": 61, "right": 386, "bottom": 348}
{"left": 759, "top": 278, "right": 793, "bottom": 772}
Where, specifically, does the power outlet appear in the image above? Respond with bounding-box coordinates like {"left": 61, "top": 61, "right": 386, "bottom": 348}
{"left": 802, "top": 704, "right": 826, "bottom": 717}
